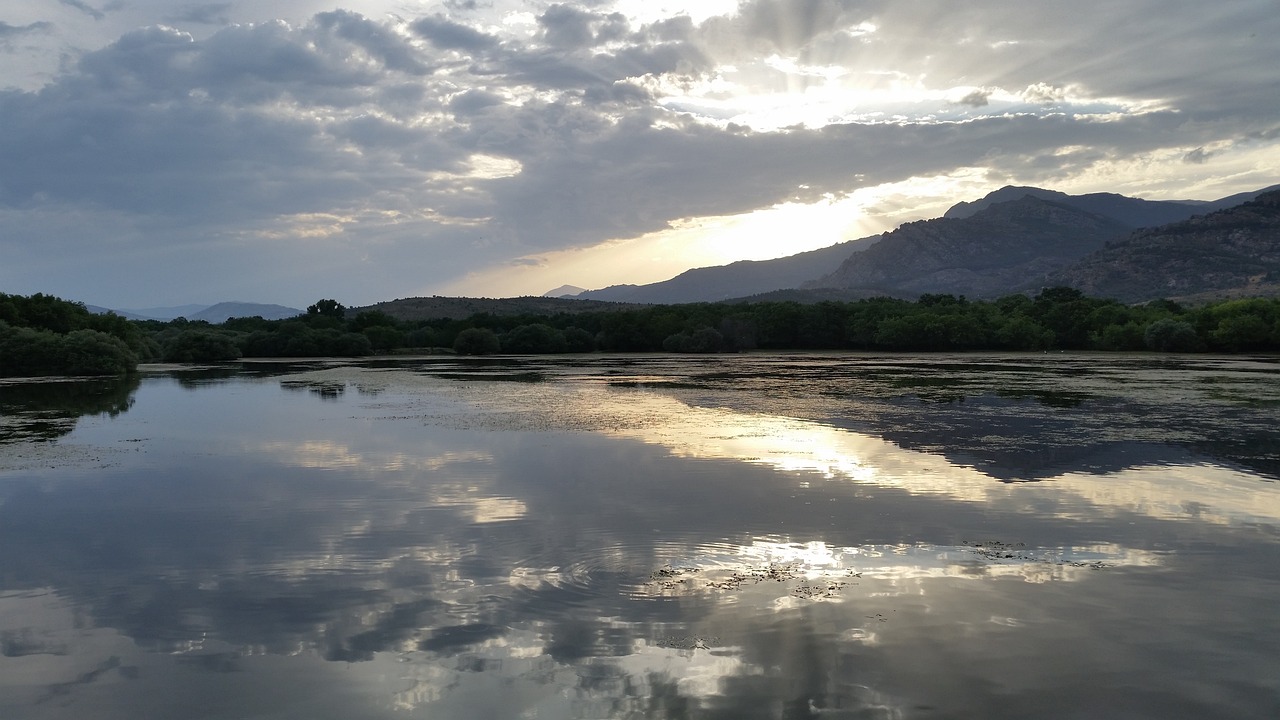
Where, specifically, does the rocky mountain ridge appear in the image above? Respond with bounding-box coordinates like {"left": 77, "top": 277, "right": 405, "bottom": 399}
{"left": 805, "top": 195, "right": 1132, "bottom": 298}
{"left": 557, "top": 183, "right": 1279, "bottom": 305}
{"left": 1053, "top": 189, "right": 1280, "bottom": 303}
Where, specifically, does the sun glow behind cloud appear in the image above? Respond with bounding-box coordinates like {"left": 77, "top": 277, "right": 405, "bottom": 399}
{"left": 440, "top": 170, "right": 991, "bottom": 297}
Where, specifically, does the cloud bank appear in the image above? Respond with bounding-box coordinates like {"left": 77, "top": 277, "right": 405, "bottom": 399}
{"left": 1, "top": 0, "right": 1278, "bottom": 306}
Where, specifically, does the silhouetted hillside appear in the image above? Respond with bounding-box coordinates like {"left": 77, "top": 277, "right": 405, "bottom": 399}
{"left": 944, "top": 186, "right": 1210, "bottom": 227}
{"left": 1054, "top": 190, "right": 1280, "bottom": 302}
{"left": 806, "top": 196, "right": 1131, "bottom": 298}
{"left": 575, "top": 235, "right": 881, "bottom": 304}
{"left": 569, "top": 184, "right": 1277, "bottom": 306}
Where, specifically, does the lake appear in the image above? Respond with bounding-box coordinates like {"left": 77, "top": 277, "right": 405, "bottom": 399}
{"left": 1, "top": 353, "right": 1278, "bottom": 719}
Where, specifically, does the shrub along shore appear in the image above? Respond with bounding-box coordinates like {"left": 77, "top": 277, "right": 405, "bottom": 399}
{"left": 3, "top": 289, "right": 1279, "bottom": 376}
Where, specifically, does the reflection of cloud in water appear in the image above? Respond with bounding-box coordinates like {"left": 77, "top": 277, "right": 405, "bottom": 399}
{"left": 5, "top": 363, "right": 1275, "bottom": 718}
{"left": 314, "top": 363, "right": 1277, "bottom": 531}
{"left": 257, "top": 441, "right": 492, "bottom": 475}
{"left": 383, "top": 624, "right": 757, "bottom": 714}
{"left": 430, "top": 489, "right": 527, "bottom": 524}
{"left": 257, "top": 440, "right": 524, "bottom": 524}
{"left": 588, "top": 391, "right": 1280, "bottom": 529}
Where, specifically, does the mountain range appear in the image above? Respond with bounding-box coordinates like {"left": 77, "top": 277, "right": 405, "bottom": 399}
{"left": 80, "top": 183, "right": 1280, "bottom": 322}
{"left": 556, "top": 183, "right": 1280, "bottom": 306}
{"left": 1053, "top": 189, "right": 1280, "bottom": 303}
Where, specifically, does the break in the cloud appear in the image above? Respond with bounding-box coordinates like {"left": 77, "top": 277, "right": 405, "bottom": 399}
{"left": 1, "top": 0, "right": 1278, "bottom": 307}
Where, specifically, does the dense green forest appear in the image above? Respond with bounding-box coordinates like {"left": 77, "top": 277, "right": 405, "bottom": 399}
{"left": 1, "top": 293, "right": 149, "bottom": 376}
{"left": 3, "top": 290, "right": 1279, "bottom": 376}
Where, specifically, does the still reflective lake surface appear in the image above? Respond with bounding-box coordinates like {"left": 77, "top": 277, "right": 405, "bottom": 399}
{"left": 1, "top": 353, "right": 1278, "bottom": 719}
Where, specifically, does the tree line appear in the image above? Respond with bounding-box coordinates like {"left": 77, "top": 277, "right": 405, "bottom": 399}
{"left": 1, "top": 293, "right": 149, "bottom": 376}
{"left": 444, "top": 289, "right": 1279, "bottom": 355}
{"left": 3, "top": 289, "right": 1279, "bottom": 376}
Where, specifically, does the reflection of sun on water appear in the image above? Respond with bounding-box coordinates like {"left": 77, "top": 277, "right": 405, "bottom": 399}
{"left": 632, "top": 538, "right": 1158, "bottom": 602}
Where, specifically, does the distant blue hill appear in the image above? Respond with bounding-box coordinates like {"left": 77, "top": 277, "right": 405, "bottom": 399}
{"left": 104, "top": 304, "right": 209, "bottom": 321}
{"left": 189, "top": 302, "right": 303, "bottom": 323}
{"left": 96, "top": 302, "right": 302, "bottom": 323}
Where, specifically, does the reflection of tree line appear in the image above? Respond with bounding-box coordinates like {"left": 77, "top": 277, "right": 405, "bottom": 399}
{"left": 0, "top": 375, "right": 139, "bottom": 442}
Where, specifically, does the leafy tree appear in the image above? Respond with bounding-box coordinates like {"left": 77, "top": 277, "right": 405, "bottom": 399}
{"left": 562, "top": 327, "right": 596, "bottom": 353}
{"left": 362, "top": 325, "right": 405, "bottom": 352}
{"left": 331, "top": 332, "right": 374, "bottom": 356}
{"left": 0, "top": 322, "right": 61, "bottom": 376}
{"left": 1199, "top": 299, "right": 1279, "bottom": 351}
{"left": 663, "top": 326, "right": 723, "bottom": 353}
{"left": 222, "top": 316, "right": 273, "bottom": 333}
{"left": 502, "top": 324, "right": 567, "bottom": 354}
{"left": 753, "top": 302, "right": 805, "bottom": 347}
{"left": 307, "top": 299, "right": 346, "bottom": 319}
{"left": 348, "top": 310, "right": 398, "bottom": 332}
{"left": 405, "top": 326, "right": 437, "bottom": 349}
{"left": 795, "top": 302, "right": 848, "bottom": 347}
{"left": 1144, "top": 319, "right": 1201, "bottom": 352}
{"left": 874, "top": 313, "right": 951, "bottom": 350}
{"left": 0, "top": 323, "right": 137, "bottom": 376}
{"left": 0, "top": 293, "right": 142, "bottom": 376}
{"left": 1147, "top": 298, "right": 1185, "bottom": 315}
{"left": 453, "top": 327, "right": 501, "bottom": 355}
{"left": 991, "top": 316, "right": 1048, "bottom": 350}
{"left": 1096, "top": 321, "right": 1146, "bottom": 351}
{"left": 718, "top": 314, "right": 757, "bottom": 351}
{"left": 596, "top": 318, "right": 650, "bottom": 352}
{"left": 14, "top": 293, "right": 79, "bottom": 334}
{"left": 61, "top": 330, "right": 139, "bottom": 375}
{"left": 1209, "top": 314, "right": 1272, "bottom": 351}
{"left": 162, "top": 329, "right": 242, "bottom": 362}
{"left": 1033, "top": 287, "right": 1094, "bottom": 349}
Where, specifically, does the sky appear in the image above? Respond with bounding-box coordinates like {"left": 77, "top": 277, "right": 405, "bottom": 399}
{"left": 1, "top": 0, "right": 1278, "bottom": 309}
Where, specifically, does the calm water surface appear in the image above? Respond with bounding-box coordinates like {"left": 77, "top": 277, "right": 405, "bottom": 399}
{"left": 0, "top": 353, "right": 1278, "bottom": 719}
